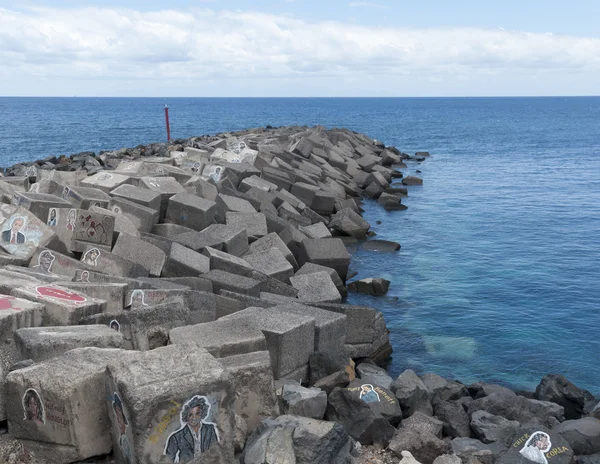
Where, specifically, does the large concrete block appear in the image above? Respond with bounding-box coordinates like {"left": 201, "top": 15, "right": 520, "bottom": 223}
{"left": 47, "top": 206, "right": 115, "bottom": 254}
{"left": 290, "top": 271, "right": 342, "bottom": 303}
{"left": 162, "top": 242, "right": 211, "bottom": 277}
{"left": 138, "top": 176, "right": 186, "bottom": 219}
{"left": 245, "top": 248, "right": 294, "bottom": 283}
{"left": 110, "top": 184, "right": 163, "bottom": 212}
{"left": 81, "top": 172, "right": 132, "bottom": 193}
{"left": 28, "top": 247, "right": 90, "bottom": 279}
{"left": 80, "top": 244, "right": 150, "bottom": 278}
{"left": 63, "top": 186, "right": 112, "bottom": 209}
{"left": 220, "top": 351, "right": 280, "bottom": 433}
{"left": 203, "top": 246, "right": 254, "bottom": 276}
{"left": 225, "top": 212, "right": 268, "bottom": 242}
{"left": 202, "top": 270, "right": 262, "bottom": 298}
{"left": 0, "top": 206, "right": 57, "bottom": 261}
{"left": 15, "top": 325, "right": 123, "bottom": 362}
{"left": 108, "top": 197, "right": 159, "bottom": 233}
{"left": 12, "top": 283, "right": 106, "bottom": 326}
{"left": 215, "top": 194, "right": 256, "bottom": 223}
{"left": 58, "top": 281, "right": 128, "bottom": 313}
{"left": 174, "top": 224, "right": 249, "bottom": 256}
{"left": 221, "top": 307, "right": 315, "bottom": 380}
{"left": 298, "top": 238, "right": 351, "bottom": 281}
{"left": 247, "top": 232, "right": 298, "bottom": 270}
{"left": 166, "top": 192, "right": 216, "bottom": 231}
{"left": 89, "top": 204, "right": 141, "bottom": 239}
{"left": 112, "top": 233, "right": 167, "bottom": 277}
{"left": 311, "top": 303, "right": 377, "bottom": 345}
{"left": 169, "top": 316, "right": 267, "bottom": 358}
{"left": 5, "top": 347, "right": 126, "bottom": 462}
{"left": 12, "top": 192, "right": 72, "bottom": 222}
{"left": 106, "top": 345, "right": 235, "bottom": 463}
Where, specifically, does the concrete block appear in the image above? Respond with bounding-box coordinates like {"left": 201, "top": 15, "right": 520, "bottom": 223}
{"left": 48, "top": 207, "right": 115, "bottom": 253}
{"left": 162, "top": 242, "right": 211, "bottom": 277}
{"left": 202, "top": 270, "right": 262, "bottom": 298}
{"left": 310, "top": 303, "right": 377, "bottom": 345}
{"left": 215, "top": 194, "right": 256, "bottom": 223}
{"left": 225, "top": 212, "right": 268, "bottom": 241}
{"left": 89, "top": 205, "right": 141, "bottom": 239}
{"left": 290, "top": 271, "right": 342, "bottom": 303}
{"left": 0, "top": 206, "right": 57, "bottom": 261}
{"left": 124, "top": 289, "right": 217, "bottom": 324}
{"left": 12, "top": 192, "right": 72, "bottom": 222}
{"left": 221, "top": 307, "right": 315, "bottom": 380}
{"left": 220, "top": 351, "right": 280, "bottom": 433}
{"left": 112, "top": 233, "right": 167, "bottom": 277}
{"left": 152, "top": 223, "right": 196, "bottom": 238}
{"left": 58, "top": 281, "right": 128, "bottom": 313}
{"left": 80, "top": 245, "right": 150, "bottom": 278}
{"left": 108, "top": 197, "right": 159, "bottom": 233}
{"left": 174, "top": 224, "right": 249, "bottom": 256}
{"left": 203, "top": 246, "right": 254, "bottom": 276}
{"left": 15, "top": 325, "right": 123, "bottom": 362}
{"left": 247, "top": 232, "right": 298, "bottom": 270}
{"left": 299, "top": 221, "right": 332, "bottom": 239}
{"left": 63, "top": 186, "right": 112, "bottom": 209}
{"left": 245, "top": 248, "right": 294, "bottom": 283}
{"left": 138, "top": 176, "right": 186, "bottom": 219}
{"left": 5, "top": 347, "right": 126, "bottom": 462}
{"left": 169, "top": 316, "right": 267, "bottom": 358}
{"left": 106, "top": 345, "right": 235, "bottom": 463}
{"left": 28, "top": 247, "right": 90, "bottom": 279}
{"left": 166, "top": 192, "right": 216, "bottom": 231}
{"left": 298, "top": 238, "right": 351, "bottom": 281}
{"left": 184, "top": 175, "right": 219, "bottom": 201}
{"left": 12, "top": 283, "right": 106, "bottom": 326}
{"left": 81, "top": 171, "right": 132, "bottom": 193}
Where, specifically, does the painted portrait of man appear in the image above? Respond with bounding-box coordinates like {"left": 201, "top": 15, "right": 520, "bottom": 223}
{"left": 520, "top": 431, "right": 552, "bottom": 464}
{"left": 359, "top": 384, "right": 380, "bottom": 404}
{"left": 32, "top": 250, "right": 56, "bottom": 273}
{"left": 2, "top": 216, "right": 26, "bottom": 244}
{"left": 164, "top": 395, "right": 219, "bottom": 463}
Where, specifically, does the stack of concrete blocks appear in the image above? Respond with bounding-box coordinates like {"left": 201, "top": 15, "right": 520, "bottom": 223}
{"left": 0, "top": 125, "right": 406, "bottom": 462}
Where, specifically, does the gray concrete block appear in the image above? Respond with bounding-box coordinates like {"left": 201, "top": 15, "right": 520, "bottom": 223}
{"left": 162, "top": 242, "right": 211, "bottom": 277}
{"left": 245, "top": 248, "right": 294, "bottom": 283}
{"left": 81, "top": 172, "right": 132, "bottom": 193}
{"left": 247, "top": 232, "right": 298, "bottom": 270}
{"left": 152, "top": 223, "right": 195, "bottom": 238}
{"left": 215, "top": 194, "right": 256, "bottom": 223}
{"left": 225, "top": 212, "right": 268, "bottom": 241}
{"left": 170, "top": 316, "right": 267, "bottom": 358}
{"left": 174, "top": 224, "right": 249, "bottom": 256}
{"left": 204, "top": 246, "right": 254, "bottom": 276}
{"left": 58, "top": 281, "right": 128, "bottom": 313}
{"left": 166, "top": 192, "right": 216, "bottom": 231}
{"left": 298, "top": 238, "right": 351, "bottom": 281}
{"left": 5, "top": 347, "right": 126, "bottom": 462}
{"left": 28, "top": 247, "right": 91, "bottom": 279}
{"left": 219, "top": 351, "right": 280, "bottom": 433}
{"left": 112, "top": 233, "right": 166, "bottom": 277}
{"left": 80, "top": 245, "right": 150, "bottom": 278}
{"left": 12, "top": 192, "right": 72, "bottom": 222}
{"left": 290, "top": 271, "right": 342, "bottom": 303}
{"left": 108, "top": 197, "right": 159, "bottom": 233}
{"left": 15, "top": 325, "right": 123, "bottom": 362}
{"left": 138, "top": 176, "right": 186, "bottom": 219}
{"left": 309, "top": 303, "right": 377, "bottom": 345}
{"left": 202, "top": 270, "right": 262, "bottom": 297}
{"left": 221, "top": 307, "right": 315, "bottom": 380}
{"left": 106, "top": 345, "right": 235, "bottom": 463}
{"left": 12, "top": 283, "right": 106, "bottom": 326}
{"left": 0, "top": 206, "right": 58, "bottom": 261}
{"left": 299, "top": 221, "right": 332, "bottom": 239}
{"left": 110, "top": 183, "right": 162, "bottom": 211}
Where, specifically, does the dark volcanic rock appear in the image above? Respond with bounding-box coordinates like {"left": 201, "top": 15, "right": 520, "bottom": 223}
{"left": 554, "top": 417, "right": 600, "bottom": 455}
{"left": 388, "top": 427, "right": 450, "bottom": 464}
{"left": 347, "top": 278, "right": 390, "bottom": 296}
{"left": 392, "top": 369, "right": 433, "bottom": 418}
{"left": 360, "top": 240, "right": 401, "bottom": 252}
{"left": 496, "top": 425, "right": 574, "bottom": 464}
{"left": 326, "top": 387, "right": 395, "bottom": 447}
{"left": 434, "top": 399, "right": 471, "bottom": 438}
{"left": 401, "top": 176, "right": 423, "bottom": 186}
{"left": 470, "top": 410, "right": 520, "bottom": 445}
{"left": 536, "top": 374, "right": 597, "bottom": 420}
{"left": 346, "top": 380, "right": 402, "bottom": 426}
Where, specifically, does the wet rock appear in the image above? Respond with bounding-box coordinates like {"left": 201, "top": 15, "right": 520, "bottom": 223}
{"left": 360, "top": 240, "right": 401, "bottom": 252}
{"left": 347, "top": 278, "right": 390, "bottom": 296}
{"left": 434, "top": 400, "right": 471, "bottom": 438}
{"left": 401, "top": 176, "right": 423, "bottom": 186}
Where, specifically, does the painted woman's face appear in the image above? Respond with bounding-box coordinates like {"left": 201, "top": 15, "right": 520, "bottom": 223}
{"left": 28, "top": 396, "right": 38, "bottom": 417}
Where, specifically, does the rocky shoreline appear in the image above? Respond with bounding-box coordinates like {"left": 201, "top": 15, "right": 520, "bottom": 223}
{"left": 0, "top": 125, "right": 597, "bottom": 464}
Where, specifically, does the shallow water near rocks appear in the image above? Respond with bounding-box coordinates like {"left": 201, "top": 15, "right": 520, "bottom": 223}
{"left": 1, "top": 96, "right": 599, "bottom": 394}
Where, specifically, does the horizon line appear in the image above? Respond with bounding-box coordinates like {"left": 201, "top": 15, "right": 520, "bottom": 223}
{"left": 1, "top": 95, "right": 600, "bottom": 99}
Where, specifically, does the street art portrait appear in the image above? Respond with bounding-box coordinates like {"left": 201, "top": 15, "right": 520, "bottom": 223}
{"left": 2, "top": 216, "right": 26, "bottom": 244}
{"left": 29, "top": 183, "right": 40, "bottom": 193}
{"left": 22, "top": 388, "right": 45, "bottom": 425}
{"left": 164, "top": 395, "right": 219, "bottom": 463}
{"left": 359, "top": 384, "right": 380, "bottom": 404}
{"left": 32, "top": 250, "right": 56, "bottom": 273}
{"left": 77, "top": 270, "right": 91, "bottom": 283}
{"left": 110, "top": 320, "right": 120, "bottom": 332}
{"left": 61, "top": 186, "right": 70, "bottom": 199}
{"left": 128, "top": 290, "right": 148, "bottom": 310}
{"left": 47, "top": 209, "right": 58, "bottom": 227}
{"left": 97, "top": 173, "right": 113, "bottom": 182}
{"left": 520, "top": 431, "right": 552, "bottom": 464}
{"left": 67, "top": 209, "right": 76, "bottom": 231}
{"left": 112, "top": 393, "right": 133, "bottom": 464}
{"left": 82, "top": 248, "right": 100, "bottom": 266}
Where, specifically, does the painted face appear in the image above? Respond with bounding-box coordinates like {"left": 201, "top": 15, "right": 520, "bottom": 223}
{"left": 28, "top": 396, "right": 39, "bottom": 418}
{"left": 536, "top": 436, "right": 549, "bottom": 450}
{"left": 187, "top": 406, "right": 203, "bottom": 428}
{"left": 361, "top": 385, "right": 371, "bottom": 393}
{"left": 40, "top": 252, "right": 53, "bottom": 270}
{"left": 50, "top": 210, "right": 56, "bottom": 220}
{"left": 12, "top": 219, "right": 23, "bottom": 232}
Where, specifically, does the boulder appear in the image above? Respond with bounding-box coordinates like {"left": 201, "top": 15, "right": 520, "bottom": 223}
{"left": 432, "top": 456, "right": 461, "bottom": 464}
{"left": 401, "top": 176, "right": 423, "bottom": 186}
{"left": 422, "top": 373, "right": 469, "bottom": 402}
{"left": 450, "top": 438, "right": 496, "bottom": 463}
{"left": 470, "top": 410, "right": 520, "bottom": 445}
{"left": 392, "top": 369, "right": 433, "bottom": 418}
{"left": 535, "top": 374, "right": 596, "bottom": 420}
{"left": 402, "top": 411, "right": 444, "bottom": 438}
{"left": 243, "top": 424, "right": 296, "bottom": 464}
{"left": 347, "top": 277, "right": 390, "bottom": 296}
{"left": 388, "top": 427, "right": 450, "bottom": 464}
{"left": 297, "top": 238, "right": 351, "bottom": 281}
{"left": 434, "top": 400, "right": 472, "bottom": 438}
{"left": 356, "top": 363, "right": 394, "bottom": 390}
{"left": 577, "top": 454, "right": 600, "bottom": 464}
{"left": 346, "top": 379, "right": 402, "bottom": 426}
{"left": 166, "top": 192, "right": 216, "bottom": 231}
{"left": 326, "top": 387, "right": 395, "bottom": 447}
{"left": 554, "top": 417, "right": 600, "bottom": 455}
{"left": 496, "top": 425, "right": 574, "bottom": 464}
{"left": 468, "top": 391, "right": 565, "bottom": 429}
{"left": 281, "top": 384, "right": 328, "bottom": 420}
{"left": 329, "top": 208, "right": 370, "bottom": 239}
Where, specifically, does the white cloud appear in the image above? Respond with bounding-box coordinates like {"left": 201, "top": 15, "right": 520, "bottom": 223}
{"left": 0, "top": 6, "right": 599, "bottom": 95}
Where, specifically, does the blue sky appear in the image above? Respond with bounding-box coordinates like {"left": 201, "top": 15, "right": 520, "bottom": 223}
{"left": 1, "top": 1, "right": 599, "bottom": 96}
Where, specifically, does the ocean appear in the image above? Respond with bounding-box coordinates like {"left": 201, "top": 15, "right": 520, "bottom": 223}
{"left": 1, "top": 96, "right": 599, "bottom": 395}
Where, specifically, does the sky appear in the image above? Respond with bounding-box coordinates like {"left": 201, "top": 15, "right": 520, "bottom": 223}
{"left": 1, "top": 0, "right": 599, "bottom": 97}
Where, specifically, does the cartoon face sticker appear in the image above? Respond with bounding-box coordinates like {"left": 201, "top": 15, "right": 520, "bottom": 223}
{"left": 22, "top": 388, "right": 45, "bottom": 425}
{"left": 164, "top": 395, "right": 220, "bottom": 463}
{"left": 33, "top": 250, "right": 56, "bottom": 273}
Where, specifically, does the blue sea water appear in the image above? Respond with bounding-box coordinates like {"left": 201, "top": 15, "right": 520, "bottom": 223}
{"left": 1, "top": 97, "right": 599, "bottom": 395}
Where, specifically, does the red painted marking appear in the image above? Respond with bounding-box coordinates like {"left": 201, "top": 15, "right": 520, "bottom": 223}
{"left": 35, "top": 286, "right": 86, "bottom": 304}
{"left": 0, "top": 296, "right": 19, "bottom": 311}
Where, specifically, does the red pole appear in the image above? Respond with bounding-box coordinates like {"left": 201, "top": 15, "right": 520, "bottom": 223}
{"left": 164, "top": 105, "right": 171, "bottom": 142}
